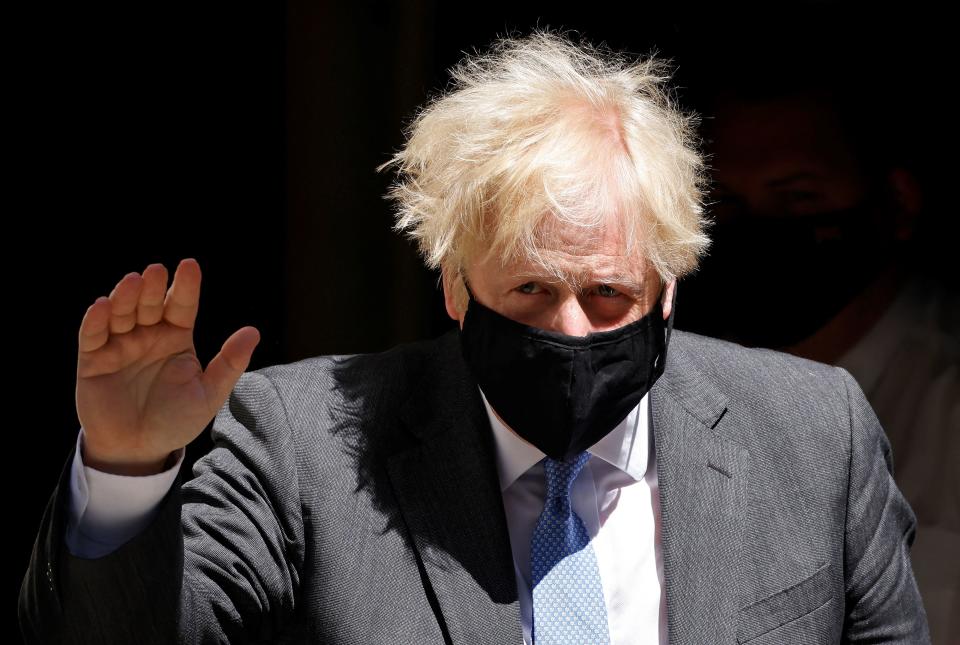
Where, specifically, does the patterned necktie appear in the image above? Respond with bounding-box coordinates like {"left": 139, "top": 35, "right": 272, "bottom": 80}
{"left": 530, "top": 452, "right": 611, "bottom": 644}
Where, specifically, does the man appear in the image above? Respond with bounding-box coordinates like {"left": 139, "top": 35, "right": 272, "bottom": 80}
{"left": 683, "top": 79, "right": 958, "bottom": 641}
{"left": 20, "top": 31, "right": 930, "bottom": 644}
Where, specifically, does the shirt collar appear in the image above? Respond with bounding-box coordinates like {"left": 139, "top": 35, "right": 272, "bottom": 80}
{"left": 480, "top": 387, "right": 650, "bottom": 491}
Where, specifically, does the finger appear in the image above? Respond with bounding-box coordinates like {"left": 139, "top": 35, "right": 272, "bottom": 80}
{"left": 163, "top": 258, "right": 201, "bottom": 330}
{"left": 201, "top": 326, "right": 261, "bottom": 414}
{"left": 79, "top": 296, "right": 113, "bottom": 353}
{"left": 137, "top": 263, "right": 169, "bottom": 326}
{"left": 109, "top": 272, "right": 145, "bottom": 335}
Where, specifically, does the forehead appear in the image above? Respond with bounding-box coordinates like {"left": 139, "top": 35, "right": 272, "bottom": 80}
{"left": 481, "top": 213, "right": 651, "bottom": 285}
{"left": 708, "top": 97, "right": 862, "bottom": 187}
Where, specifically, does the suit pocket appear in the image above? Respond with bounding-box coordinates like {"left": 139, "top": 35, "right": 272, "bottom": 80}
{"left": 736, "top": 562, "right": 834, "bottom": 643}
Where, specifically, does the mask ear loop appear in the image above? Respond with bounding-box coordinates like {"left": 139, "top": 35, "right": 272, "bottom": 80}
{"left": 458, "top": 268, "right": 477, "bottom": 302}
{"left": 658, "top": 280, "right": 678, "bottom": 370}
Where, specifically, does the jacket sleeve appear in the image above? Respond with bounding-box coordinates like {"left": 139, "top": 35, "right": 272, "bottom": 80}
{"left": 19, "top": 370, "right": 306, "bottom": 644}
{"left": 838, "top": 366, "right": 931, "bottom": 643}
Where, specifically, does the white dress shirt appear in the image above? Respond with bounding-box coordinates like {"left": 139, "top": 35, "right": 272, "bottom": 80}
{"left": 66, "top": 428, "right": 185, "bottom": 558}
{"left": 67, "top": 391, "right": 667, "bottom": 644}
{"left": 481, "top": 389, "right": 667, "bottom": 645}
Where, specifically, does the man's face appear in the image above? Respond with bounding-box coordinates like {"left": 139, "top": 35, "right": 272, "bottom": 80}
{"left": 444, "top": 215, "right": 673, "bottom": 335}
{"left": 682, "top": 92, "right": 919, "bottom": 351}
{"left": 707, "top": 95, "right": 872, "bottom": 221}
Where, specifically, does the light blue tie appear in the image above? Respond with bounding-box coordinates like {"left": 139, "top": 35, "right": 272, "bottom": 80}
{"left": 530, "top": 452, "right": 611, "bottom": 645}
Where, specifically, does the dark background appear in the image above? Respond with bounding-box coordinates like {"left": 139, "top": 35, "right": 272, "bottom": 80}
{"left": 13, "top": 2, "right": 950, "bottom": 636}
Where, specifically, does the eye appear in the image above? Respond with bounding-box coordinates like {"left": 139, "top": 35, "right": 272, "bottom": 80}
{"left": 783, "top": 191, "right": 822, "bottom": 204}
{"left": 516, "top": 282, "right": 544, "bottom": 295}
{"left": 596, "top": 284, "right": 619, "bottom": 297}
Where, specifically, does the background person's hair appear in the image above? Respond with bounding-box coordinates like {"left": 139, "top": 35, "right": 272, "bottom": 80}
{"left": 379, "top": 29, "right": 711, "bottom": 310}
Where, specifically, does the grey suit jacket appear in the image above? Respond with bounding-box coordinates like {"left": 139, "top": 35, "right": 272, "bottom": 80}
{"left": 19, "top": 329, "right": 931, "bottom": 644}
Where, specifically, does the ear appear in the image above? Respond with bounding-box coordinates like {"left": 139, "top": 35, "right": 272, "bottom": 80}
{"left": 441, "top": 268, "right": 465, "bottom": 324}
{"left": 886, "top": 166, "right": 924, "bottom": 241}
{"left": 661, "top": 279, "right": 676, "bottom": 320}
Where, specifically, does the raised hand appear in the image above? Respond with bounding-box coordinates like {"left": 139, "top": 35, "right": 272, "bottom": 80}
{"left": 76, "top": 258, "right": 261, "bottom": 475}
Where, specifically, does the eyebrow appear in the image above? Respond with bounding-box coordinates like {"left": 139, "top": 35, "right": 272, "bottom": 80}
{"left": 514, "top": 271, "right": 648, "bottom": 295}
{"left": 713, "top": 172, "right": 825, "bottom": 195}
{"left": 765, "top": 172, "right": 824, "bottom": 188}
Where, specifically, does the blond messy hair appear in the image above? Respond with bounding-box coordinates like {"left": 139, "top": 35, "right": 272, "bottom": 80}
{"left": 379, "top": 30, "right": 710, "bottom": 308}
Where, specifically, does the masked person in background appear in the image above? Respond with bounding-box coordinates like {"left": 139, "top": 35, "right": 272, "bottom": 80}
{"left": 684, "top": 78, "right": 958, "bottom": 642}
{"left": 20, "top": 31, "right": 931, "bottom": 644}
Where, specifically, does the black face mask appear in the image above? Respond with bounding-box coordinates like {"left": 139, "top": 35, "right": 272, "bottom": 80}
{"left": 697, "top": 190, "right": 900, "bottom": 348}
{"left": 459, "top": 286, "right": 672, "bottom": 461}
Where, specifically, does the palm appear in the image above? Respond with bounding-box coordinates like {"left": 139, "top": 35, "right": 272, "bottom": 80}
{"left": 76, "top": 259, "right": 260, "bottom": 474}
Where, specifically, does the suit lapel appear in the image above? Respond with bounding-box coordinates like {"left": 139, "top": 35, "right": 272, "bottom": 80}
{"left": 651, "top": 333, "right": 750, "bottom": 644}
{"left": 386, "top": 332, "right": 522, "bottom": 645}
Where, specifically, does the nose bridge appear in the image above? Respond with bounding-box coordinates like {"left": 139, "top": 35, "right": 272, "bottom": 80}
{"left": 553, "top": 291, "right": 592, "bottom": 336}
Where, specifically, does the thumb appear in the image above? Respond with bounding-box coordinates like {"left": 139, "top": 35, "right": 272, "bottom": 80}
{"left": 201, "top": 326, "right": 261, "bottom": 413}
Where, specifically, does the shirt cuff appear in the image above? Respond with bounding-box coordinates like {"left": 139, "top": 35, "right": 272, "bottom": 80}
{"left": 65, "top": 427, "right": 185, "bottom": 558}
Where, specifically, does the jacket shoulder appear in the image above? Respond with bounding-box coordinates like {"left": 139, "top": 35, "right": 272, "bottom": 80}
{"left": 669, "top": 329, "right": 850, "bottom": 408}
{"left": 665, "top": 330, "right": 862, "bottom": 476}
{"left": 236, "top": 330, "right": 458, "bottom": 432}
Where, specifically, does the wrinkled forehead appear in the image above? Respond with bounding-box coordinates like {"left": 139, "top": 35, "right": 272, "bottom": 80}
{"left": 477, "top": 211, "right": 653, "bottom": 288}
{"left": 534, "top": 210, "right": 630, "bottom": 252}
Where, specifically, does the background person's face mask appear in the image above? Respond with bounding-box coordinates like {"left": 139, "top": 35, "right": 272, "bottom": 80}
{"left": 459, "top": 286, "right": 671, "bottom": 461}
{"left": 698, "top": 190, "right": 900, "bottom": 349}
